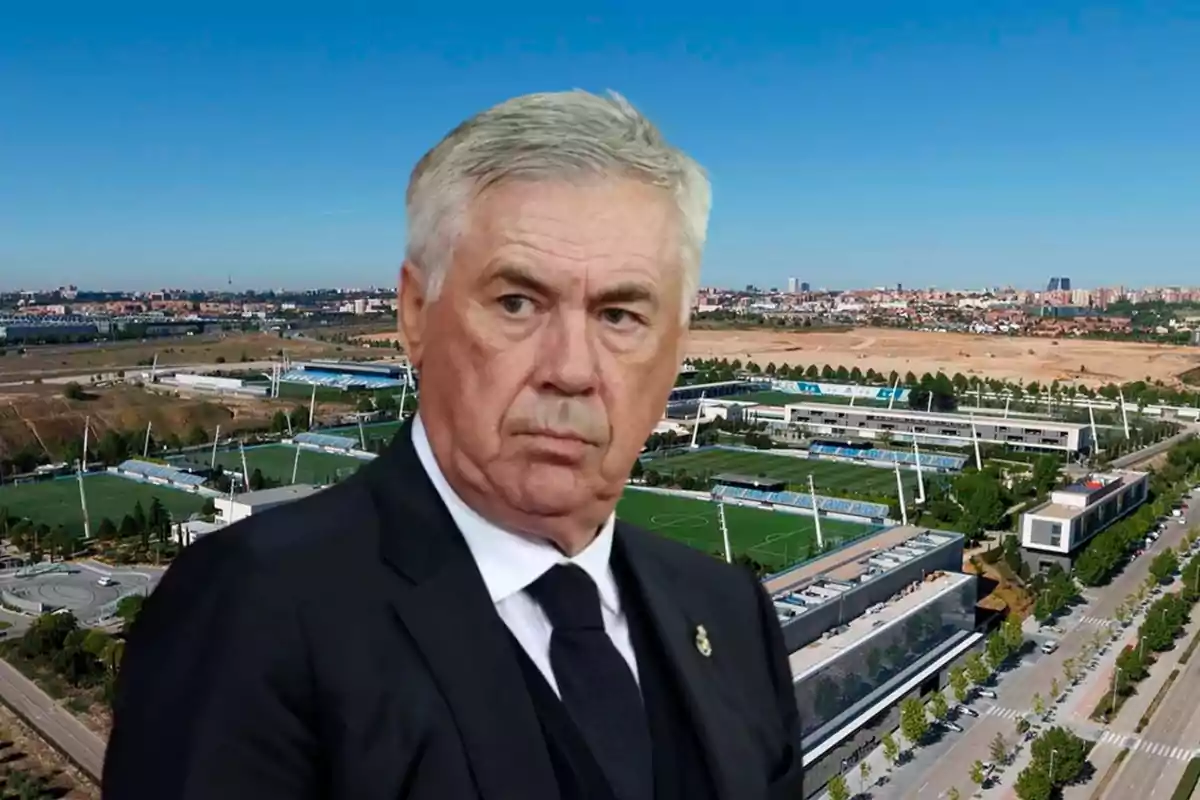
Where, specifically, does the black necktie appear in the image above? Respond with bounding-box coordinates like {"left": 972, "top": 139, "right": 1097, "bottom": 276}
{"left": 528, "top": 563, "right": 654, "bottom": 800}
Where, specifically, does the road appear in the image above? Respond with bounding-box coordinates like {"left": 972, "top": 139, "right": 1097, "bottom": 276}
{"left": 884, "top": 490, "right": 1200, "bottom": 799}
{"left": 1110, "top": 424, "right": 1199, "bottom": 469}
{"left": 0, "top": 657, "right": 104, "bottom": 782}
{"left": 1098, "top": 527, "right": 1200, "bottom": 798}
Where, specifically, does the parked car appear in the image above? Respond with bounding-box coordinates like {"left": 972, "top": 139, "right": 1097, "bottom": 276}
{"left": 1040, "top": 640, "right": 1059, "bottom": 655}
{"left": 977, "top": 689, "right": 997, "bottom": 699}
{"left": 955, "top": 705, "right": 979, "bottom": 718}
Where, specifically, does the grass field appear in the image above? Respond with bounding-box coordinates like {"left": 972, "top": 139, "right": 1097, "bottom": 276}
{"left": 214, "top": 444, "right": 368, "bottom": 486}
{"left": 0, "top": 475, "right": 207, "bottom": 536}
{"left": 644, "top": 447, "right": 916, "bottom": 497}
{"left": 617, "top": 489, "right": 877, "bottom": 570}
{"left": 325, "top": 420, "right": 402, "bottom": 445}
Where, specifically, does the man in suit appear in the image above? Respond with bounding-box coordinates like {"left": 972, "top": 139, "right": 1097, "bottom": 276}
{"left": 104, "top": 89, "right": 803, "bottom": 800}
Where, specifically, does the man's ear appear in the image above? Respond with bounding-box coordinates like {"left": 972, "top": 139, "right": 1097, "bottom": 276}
{"left": 399, "top": 260, "right": 428, "bottom": 367}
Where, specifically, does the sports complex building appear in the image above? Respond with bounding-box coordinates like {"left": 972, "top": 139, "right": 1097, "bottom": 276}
{"left": 764, "top": 525, "right": 980, "bottom": 797}
{"left": 1019, "top": 470, "right": 1150, "bottom": 573}
{"left": 783, "top": 402, "right": 1092, "bottom": 454}
{"left": 279, "top": 360, "right": 411, "bottom": 390}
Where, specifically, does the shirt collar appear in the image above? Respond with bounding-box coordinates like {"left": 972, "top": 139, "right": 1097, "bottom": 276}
{"left": 410, "top": 414, "right": 619, "bottom": 613}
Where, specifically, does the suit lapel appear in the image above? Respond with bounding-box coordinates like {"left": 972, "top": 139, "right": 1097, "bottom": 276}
{"left": 366, "top": 423, "right": 558, "bottom": 800}
{"left": 615, "top": 522, "right": 754, "bottom": 800}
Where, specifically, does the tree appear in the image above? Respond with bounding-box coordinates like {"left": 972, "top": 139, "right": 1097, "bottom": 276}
{"left": 858, "top": 761, "right": 871, "bottom": 795}
{"left": 826, "top": 773, "right": 849, "bottom": 800}
{"left": 1062, "top": 656, "right": 1078, "bottom": 685}
{"left": 1031, "top": 693, "right": 1045, "bottom": 717}
{"left": 1031, "top": 726, "right": 1090, "bottom": 787}
{"left": 881, "top": 731, "right": 899, "bottom": 769}
{"left": 986, "top": 632, "right": 1010, "bottom": 671}
{"left": 186, "top": 425, "right": 209, "bottom": 446}
{"left": 1015, "top": 764, "right": 1053, "bottom": 800}
{"left": 62, "top": 381, "right": 86, "bottom": 401}
{"left": 927, "top": 691, "right": 949, "bottom": 722}
{"left": 1150, "top": 549, "right": 1180, "bottom": 584}
{"left": 990, "top": 732, "right": 1008, "bottom": 764}
{"left": 118, "top": 514, "right": 137, "bottom": 539}
{"left": 949, "top": 665, "right": 969, "bottom": 703}
{"left": 249, "top": 468, "right": 265, "bottom": 491}
{"left": 1050, "top": 677, "right": 1060, "bottom": 701}
{"left": 1001, "top": 614, "right": 1025, "bottom": 653}
{"left": 971, "top": 759, "right": 986, "bottom": 788}
{"left": 947, "top": 787, "right": 961, "bottom": 800}
{"left": 96, "top": 517, "right": 118, "bottom": 540}
{"left": 965, "top": 651, "right": 990, "bottom": 685}
{"left": 899, "top": 697, "right": 929, "bottom": 748}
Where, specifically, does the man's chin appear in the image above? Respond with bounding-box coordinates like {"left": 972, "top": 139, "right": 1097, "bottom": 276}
{"left": 502, "top": 463, "right": 600, "bottom": 515}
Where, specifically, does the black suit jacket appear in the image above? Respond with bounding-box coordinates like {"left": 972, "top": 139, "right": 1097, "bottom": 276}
{"left": 103, "top": 425, "right": 803, "bottom": 800}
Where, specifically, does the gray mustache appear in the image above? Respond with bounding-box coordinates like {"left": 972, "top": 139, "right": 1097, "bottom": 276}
{"left": 508, "top": 401, "right": 609, "bottom": 445}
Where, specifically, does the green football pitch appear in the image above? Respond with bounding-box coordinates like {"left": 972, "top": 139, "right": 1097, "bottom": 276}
{"left": 643, "top": 447, "right": 916, "bottom": 497}
{"left": 214, "top": 445, "right": 368, "bottom": 486}
{"left": 324, "top": 420, "right": 403, "bottom": 446}
{"left": 0, "top": 475, "right": 207, "bottom": 537}
{"left": 617, "top": 489, "right": 878, "bottom": 571}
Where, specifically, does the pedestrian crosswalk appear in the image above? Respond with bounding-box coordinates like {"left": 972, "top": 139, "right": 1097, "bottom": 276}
{"left": 1096, "top": 730, "right": 1197, "bottom": 761}
{"left": 1077, "top": 615, "right": 1115, "bottom": 627}
{"left": 985, "top": 705, "right": 1025, "bottom": 721}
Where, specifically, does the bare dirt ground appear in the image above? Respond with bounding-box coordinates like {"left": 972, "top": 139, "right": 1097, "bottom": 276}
{"left": 0, "top": 383, "right": 289, "bottom": 461}
{"left": 0, "top": 702, "right": 98, "bottom": 798}
{"left": 686, "top": 328, "right": 1200, "bottom": 388}
{"left": 0, "top": 332, "right": 372, "bottom": 384}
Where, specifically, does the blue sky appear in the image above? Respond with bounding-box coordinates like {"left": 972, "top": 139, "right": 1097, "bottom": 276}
{"left": 2, "top": 1, "right": 1198, "bottom": 292}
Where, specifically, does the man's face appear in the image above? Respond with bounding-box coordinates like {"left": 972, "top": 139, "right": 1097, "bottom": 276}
{"left": 401, "top": 179, "right": 688, "bottom": 543}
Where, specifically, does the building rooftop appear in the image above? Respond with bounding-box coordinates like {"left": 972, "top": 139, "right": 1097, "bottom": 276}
{"left": 787, "top": 571, "right": 974, "bottom": 681}
{"left": 783, "top": 401, "right": 1087, "bottom": 433}
{"left": 230, "top": 484, "right": 324, "bottom": 507}
{"left": 1028, "top": 470, "right": 1148, "bottom": 520}
{"left": 763, "top": 525, "right": 960, "bottom": 595}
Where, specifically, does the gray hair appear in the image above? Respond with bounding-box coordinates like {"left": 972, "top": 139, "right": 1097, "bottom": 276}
{"left": 405, "top": 90, "right": 711, "bottom": 322}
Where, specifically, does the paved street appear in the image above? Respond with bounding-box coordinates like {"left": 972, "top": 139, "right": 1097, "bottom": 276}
{"left": 0, "top": 657, "right": 104, "bottom": 781}
{"left": 854, "top": 489, "right": 1200, "bottom": 800}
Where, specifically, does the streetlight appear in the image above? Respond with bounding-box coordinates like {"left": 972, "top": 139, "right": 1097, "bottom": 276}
{"left": 1050, "top": 748, "right": 1059, "bottom": 785}
{"left": 1110, "top": 666, "right": 1122, "bottom": 720}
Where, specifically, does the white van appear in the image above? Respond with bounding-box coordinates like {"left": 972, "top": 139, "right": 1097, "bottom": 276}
{"left": 96, "top": 576, "right": 116, "bottom": 587}
{"left": 1040, "top": 640, "right": 1059, "bottom": 655}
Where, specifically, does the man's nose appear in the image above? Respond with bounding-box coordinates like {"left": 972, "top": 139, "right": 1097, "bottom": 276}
{"left": 537, "top": 309, "right": 598, "bottom": 396}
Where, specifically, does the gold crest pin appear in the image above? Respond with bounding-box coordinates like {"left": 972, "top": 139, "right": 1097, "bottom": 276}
{"left": 694, "top": 624, "right": 712, "bottom": 658}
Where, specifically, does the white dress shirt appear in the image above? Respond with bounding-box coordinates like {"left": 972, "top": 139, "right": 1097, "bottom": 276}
{"left": 411, "top": 415, "right": 639, "bottom": 696}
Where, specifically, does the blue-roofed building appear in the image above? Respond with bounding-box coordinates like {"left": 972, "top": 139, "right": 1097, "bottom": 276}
{"left": 113, "top": 459, "right": 208, "bottom": 490}
{"left": 294, "top": 431, "right": 360, "bottom": 453}
{"left": 281, "top": 360, "right": 411, "bottom": 391}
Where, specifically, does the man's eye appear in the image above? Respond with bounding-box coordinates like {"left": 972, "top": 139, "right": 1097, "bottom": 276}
{"left": 601, "top": 308, "right": 643, "bottom": 328}
{"left": 498, "top": 295, "right": 535, "bottom": 316}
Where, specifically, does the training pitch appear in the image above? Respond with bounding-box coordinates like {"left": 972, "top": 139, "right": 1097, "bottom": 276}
{"left": 617, "top": 489, "right": 878, "bottom": 571}
{"left": 214, "top": 444, "right": 368, "bottom": 486}
{"left": 643, "top": 447, "right": 916, "bottom": 497}
{"left": 0, "top": 475, "right": 207, "bottom": 536}
{"left": 325, "top": 420, "right": 403, "bottom": 446}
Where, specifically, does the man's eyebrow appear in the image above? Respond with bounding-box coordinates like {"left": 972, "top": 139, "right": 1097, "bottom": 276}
{"left": 594, "top": 282, "right": 658, "bottom": 309}
{"left": 488, "top": 264, "right": 554, "bottom": 296}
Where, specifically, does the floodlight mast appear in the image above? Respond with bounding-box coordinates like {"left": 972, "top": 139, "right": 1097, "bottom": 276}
{"left": 808, "top": 474, "right": 824, "bottom": 550}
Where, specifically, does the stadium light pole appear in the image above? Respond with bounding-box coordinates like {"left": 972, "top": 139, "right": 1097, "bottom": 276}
{"left": 399, "top": 373, "right": 410, "bottom": 420}
{"left": 239, "top": 442, "right": 250, "bottom": 488}
{"left": 1003, "top": 396, "right": 1011, "bottom": 419}
{"left": 142, "top": 420, "right": 153, "bottom": 459}
{"left": 717, "top": 500, "right": 732, "bottom": 564}
{"left": 808, "top": 474, "right": 824, "bottom": 550}
{"left": 1118, "top": 389, "right": 1131, "bottom": 439}
{"left": 308, "top": 384, "right": 318, "bottom": 429}
{"left": 77, "top": 416, "right": 92, "bottom": 540}
{"left": 689, "top": 391, "right": 707, "bottom": 450}
{"left": 291, "top": 441, "right": 302, "bottom": 485}
{"left": 913, "top": 440, "right": 926, "bottom": 504}
{"left": 211, "top": 424, "right": 221, "bottom": 469}
{"left": 894, "top": 462, "right": 908, "bottom": 526}
{"left": 887, "top": 376, "right": 899, "bottom": 410}
{"left": 969, "top": 414, "right": 983, "bottom": 471}
{"left": 1088, "top": 404, "right": 1100, "bottom": 458}
{"left": 285, "top": 410, "right": 294, "bottom": 437}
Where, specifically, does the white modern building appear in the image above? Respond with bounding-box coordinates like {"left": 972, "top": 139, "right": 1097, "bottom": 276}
{"left": 214, "top": 484, "right": 324, "bottom": 525}
{"left": 1019, "top": 470, "right": 1150, "bottom": 572}
{"left": 783, "top": 402, "right": 1092, "bottom": 454}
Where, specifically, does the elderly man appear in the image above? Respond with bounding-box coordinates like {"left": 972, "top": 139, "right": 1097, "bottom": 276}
{"left": 104, "top": 90, "right": 803, "bottom": 800}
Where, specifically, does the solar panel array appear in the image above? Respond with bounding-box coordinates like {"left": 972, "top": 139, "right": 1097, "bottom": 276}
{"left": 809, "top": 443, "right": 967, "bottom": 470}
{"left": 710, "top": 484, "right": 890, "bottom": 519}
{"left": 295, "top": 432, "right": 360, "bottom": 450}
{"left": 117, "top": 459, "right": 207, "bottom": 486}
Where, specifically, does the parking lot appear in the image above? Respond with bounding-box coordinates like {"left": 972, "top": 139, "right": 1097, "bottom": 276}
{"left": 0, "top": 560, "right": 160, "bottom": 627}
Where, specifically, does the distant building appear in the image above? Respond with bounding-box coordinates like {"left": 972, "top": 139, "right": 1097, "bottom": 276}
{"left": 787, "top": 277, "right": 800, "bottom": 293}
{"left": 1047, "top": 277, "right": 1072, "bottom": 292}
{"left": 1019, "top": 471, "right": 1149, "bottom": 573}
{"left": 214, "top": 484, "right": 324, "bottom": 525}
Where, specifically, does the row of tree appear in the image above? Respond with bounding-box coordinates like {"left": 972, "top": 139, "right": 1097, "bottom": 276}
{"left": 1014, "top": 726, "right": 1093, "bottom": 800}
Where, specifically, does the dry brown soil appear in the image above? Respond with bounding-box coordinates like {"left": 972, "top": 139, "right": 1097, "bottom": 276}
{"left": 686, "top": 328, "right": 1200, "bottom": 388}
{"left": 0, "top": 702, "right": 98, "bottom": 798}
{"left": 0, "top": 384, "right": 294, "bottom": 461}
{"left": 0, "top": 332, "right": 372, "bottom": 384}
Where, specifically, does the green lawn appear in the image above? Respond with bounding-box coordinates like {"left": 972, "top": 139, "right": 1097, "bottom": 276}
{"left": 325, "top": 420, "right": 402, "bottom": 445}
{"left": 643, "top": 447, "right": 916, "bottom": 497}
{"left": 617, "top": 489, "right": 878, "bottom": 571}
{"left": 214, "top": 445, "right": 368, "bottom": 486}
{"left": 0, "top": 475, "right": 207, "bottom": 536}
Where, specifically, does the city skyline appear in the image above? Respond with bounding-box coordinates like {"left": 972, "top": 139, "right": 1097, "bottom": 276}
{"left": 3, "top": 3, "right": 1199, "bottom": 289}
